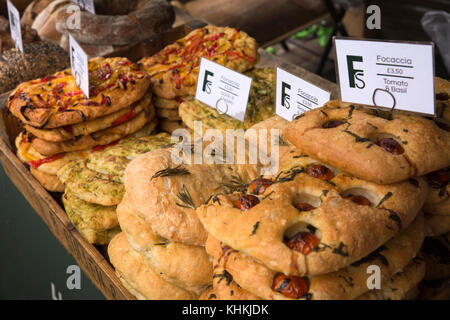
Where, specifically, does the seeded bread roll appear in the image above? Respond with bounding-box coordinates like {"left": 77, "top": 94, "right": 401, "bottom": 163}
{"left": 0, "top": 41, "right": 69, "bottom": 94}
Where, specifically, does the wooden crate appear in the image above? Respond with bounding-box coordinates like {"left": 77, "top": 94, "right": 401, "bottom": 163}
{"left": 0, "top": 22, "right": 337, "bottom": 300}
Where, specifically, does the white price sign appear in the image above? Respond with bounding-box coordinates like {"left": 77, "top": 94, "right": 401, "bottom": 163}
{"left": 69, "top": 34, "right": 90, "bottom": 98}
{"left": 196, "top": 58, "right": 252, "bottom": 121}
{"left": 7, "top": 0, "right": 23, "bottom": 54}
{"left": 71, "top": 0, "right": 95, "bottom": 14}
{"left": 334, "top": 37, "right": 435, "bottom": 115}
{"left": 276, "top": 67, "right": 331, "bottom": 121}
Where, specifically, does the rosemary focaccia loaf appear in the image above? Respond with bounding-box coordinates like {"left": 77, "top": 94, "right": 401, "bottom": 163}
{"left": 283, "top": 101, "right": 450, "bottom": 184}
{"left": 179, "top": 68, "right": 275, "bottom": 133}
{"left": 139, "top": 25, "right": 258, "bottom": 99}
{"left": 24, "top": 92, "right": 154, "bottom": 142}
{"left": 8, "top": 57, "right": 150, "bottom": 129}
{"left": 117, "top": 197, "right": 212, "bottom": 296}
{"left": 123, "top": 137, "right": 266, "bottom": 246}
{"left": 197, "top": 147, "right": 427, "bottom": 276}
{"left": 205, "top": 213, "right": 424, "bottom": 300}
{"left": 108, "top": 232, "right": 198, "bottom": 300}
{"left": 423, "top": 167, "right": 449, "bottom": 216}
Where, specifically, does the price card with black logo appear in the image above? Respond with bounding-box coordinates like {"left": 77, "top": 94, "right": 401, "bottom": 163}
{"left": 196, "top": 57, "right": 252, "bottom": 121}
{"left": 334, "top": 37, "right": 435, "bottom": 115}
{"left": 7, "top": 0, "right": 23, "bottom": 54}
{"left": 276, "top": 68, "right": 331, "bottom": 121}
{"left": 69, "top": 34, "right": 90, "bottom": 98}
{"left": 71, "top": 0, "right": 96, "bottom": 14}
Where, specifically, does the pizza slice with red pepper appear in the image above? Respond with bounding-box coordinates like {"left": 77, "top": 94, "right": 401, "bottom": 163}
{"left": 8, "top": 57, "right": 150, "bottom": 129}
{"left": 139, "top": 25, "right": 259, "bottom": 99}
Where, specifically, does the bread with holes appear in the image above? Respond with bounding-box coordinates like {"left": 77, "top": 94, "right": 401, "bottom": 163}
{"left": 197, "top": 148, "right": 427, "bottom": 276}
{"left": 283, "top": 101, "right": 450, "bottom": 184}
{"left": 108, "top": 232, "right": 198, "bottom": 299}
{"left": 205, "top": 214, "right": 424, "bottom": 300}
{"left": 116, "top": 196, "right": 213, "bottom": 295}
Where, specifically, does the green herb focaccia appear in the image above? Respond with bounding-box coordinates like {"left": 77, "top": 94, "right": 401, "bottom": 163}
{"left": 139, "top": 25, "right": 259, "bottom": 99}
{"left": 196, "top": 147, "right": 427, "bottom": 276}
{"left": 179, "top": 67, "right": 275, "bottom": 132}
{"left": 283, "top": 101, "right": 450, "bottom": 184}
{"left": 8, "top": 57, "right": 150, "bottom": 129}
{"left": 205, "top": 213, "right": 424, "bottom": 300}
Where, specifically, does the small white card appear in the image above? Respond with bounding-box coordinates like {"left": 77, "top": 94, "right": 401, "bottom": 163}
{"left": 276, "top": 67, "right": 331, "bottom": 121}
{"left": 71, "top": 0, "right": 96, "bottom": 14}
{"left": 196, "top": 58, "right": 252, "bottom": 121}
{"left": 7, "top": 0, "right": 23, "bottom": 54}
{"left": 69, "top": 34, "right": 90, "bottom": 98}
{"left": 334, "top": 38, "right": 435, "bottom": 115}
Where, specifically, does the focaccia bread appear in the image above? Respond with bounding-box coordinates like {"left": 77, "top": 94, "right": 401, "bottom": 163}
{"left": 179, "top": 68, "right": 275, "bottom": 133}
{"left": 156, "top": 107, "right": 181, "bottom": 121}
{"left": 123, "top": 137, "right": 265, "bottom": 246}
{"left": 29, "top": 167, "right": 65, "bottom": 192}
{"left": 139, "top": 25, "right": 258, "bottom": 99}
{"left": 30, "top": 110, "right": 156, "bottom": 156}
{"left": 435, "top": 77, "right": 450, "bottom": 123}
{"left": 108, "top": 232, "right": 198, "bottom": 300}
{"left": 425, "top": 213, "right": 450, "bottom": 237}
{"left": 153, "top": 96, "right": 184, "bottom": 110}
{"left": 8, "top": 57, "right": 150, "bottom": 128}
{"left": 423, "top": 168, "right": 449, "bottom": 216}
{"left": 117, "top": 197, "right": 212, "bottom": 296}
{"left": 283, "top": 101, "right": 450, "bottom": 184}
{"left": 24, "top": 92, "right": 154, "bottom": 142}
{"left": 421, "top": 234, "right": 450, "bottom": 281}
{"left": 197, "top": 148, "right": 427, "bottom": 276}
{"left": 205, "top": 214, "right": 424, "bottom": 300}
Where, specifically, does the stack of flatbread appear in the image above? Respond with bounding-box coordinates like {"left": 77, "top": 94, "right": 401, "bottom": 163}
{"left": 10, "top": 57, "right": 157, "bottom": 192}
{"left": 56, "top": 133, "right": 173, "bottom": 245}
{"left": 139, "top": 25, "right": 259, "bottom": 134}
{"left": 108, "top": 135, "right": 271, "bottom": 299}
{"left": 196, "top": 101, "right": 449, "bottom": 300}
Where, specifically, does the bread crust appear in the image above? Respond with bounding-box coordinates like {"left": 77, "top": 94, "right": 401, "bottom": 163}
{"left": 8, "top": 57, "right": 150, "bottom": 128}
{"left": 139, "top": 25, "right": 258, "bottom": 99}
{"left": 206, "top": 214, "right": 424, "bottom": 300}
{"left": 108, "top": 233, "right": 197, "bottom": 300}
{"left": 116, "top": 197, "right": 212, "bottom": 296}
{"left": 29, "top": 167, "right": 65, "bottom": 192}
{"left": 30, "top": 110, "right": 155, "bottom": 156}
{"left": 283, "top": 102, "right": 450, "bottom": 184}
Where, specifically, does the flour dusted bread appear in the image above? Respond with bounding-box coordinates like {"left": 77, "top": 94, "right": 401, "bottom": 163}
{"left": 283, "top": 102, "right": 450, "bottom": 184}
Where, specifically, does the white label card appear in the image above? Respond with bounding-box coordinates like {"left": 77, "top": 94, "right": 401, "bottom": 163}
{"left": 196, "top": 58, "right": 252, "bottom": 121}
{"left": 334, "top": 38, "right": 435, "bottom": 115}
{"left": 276, "top": 68, "right": 331, "bottom": 121}
{"left": 69, "top": 34, "right": 90, "bottom": 98}
{"left": 71, "top": 0, "right": 95, "bottom": 14}
{"left": 7, "top": 0, "right": 23, "bottom": 54}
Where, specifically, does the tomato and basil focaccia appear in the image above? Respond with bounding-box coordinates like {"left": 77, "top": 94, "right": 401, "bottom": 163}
{"left": 283, "top": 101, "right": 450, "bottom": 184}
{"left": 205, "top": 214, "right": 424, "bottom": 300}
{"left": 23, "top": 92, "right": 155, "bottom": 142}
{"left": 197, "top": 147, "right": 427, "bottom": 277}
{"left": 108, "top": 232, "right": 198, "bottom": 300}
{"left": 139, "top": 25, "right": 259, "bottom": 99}
{"left": 179, "top": 67, "right": 275, "bottom": 132}
{"left": 8, "top": 57, "right": 150, "bottom": 129}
